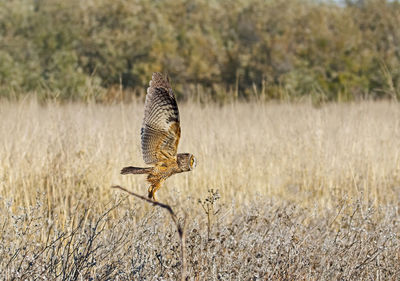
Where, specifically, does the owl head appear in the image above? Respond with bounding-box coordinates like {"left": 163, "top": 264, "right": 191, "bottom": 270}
{"left": 177, "top": 153, "right": 197, "bottom": 172}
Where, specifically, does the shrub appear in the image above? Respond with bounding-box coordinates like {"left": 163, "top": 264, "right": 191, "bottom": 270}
{"left": 0, "top": 0, "right": 399, "bottom": 101}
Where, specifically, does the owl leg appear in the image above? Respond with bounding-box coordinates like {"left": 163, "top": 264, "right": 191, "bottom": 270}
{"left": 152, "top": 183, "right": 162, "bottom": 201}
{"left": 148, "top": 182, "right": 162, "bottom": 201}
{"left": 148, "top": 185, "right": 155, "bottom": 200}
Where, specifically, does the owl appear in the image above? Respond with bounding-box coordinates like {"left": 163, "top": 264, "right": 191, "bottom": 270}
{"left": 121, "top": 72, "right": 197, "bottom": 201}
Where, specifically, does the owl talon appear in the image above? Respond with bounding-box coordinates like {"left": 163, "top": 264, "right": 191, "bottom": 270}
{"left": 148, "top": 186, "right": 157, "bottom": 201}
{"left": 149, "top": 192, "right": 157, "bottom": 201}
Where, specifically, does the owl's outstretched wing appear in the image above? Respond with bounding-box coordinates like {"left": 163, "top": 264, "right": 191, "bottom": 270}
{"left": 141, "top": 72, "right": 181, "bottom": 165}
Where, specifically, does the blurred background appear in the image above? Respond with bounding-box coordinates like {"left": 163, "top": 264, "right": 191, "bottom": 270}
{"left": 0, "top": 0, "right": 399, "bottom": 103}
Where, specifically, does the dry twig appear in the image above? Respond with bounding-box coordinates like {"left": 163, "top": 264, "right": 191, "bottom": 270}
{"left": 111, "top": 185, "right": 187, "bottom": 281}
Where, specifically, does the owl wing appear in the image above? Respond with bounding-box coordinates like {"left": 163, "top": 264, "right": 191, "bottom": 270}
{"left": 141, "top": 72, "right": 181, "bottom": 165}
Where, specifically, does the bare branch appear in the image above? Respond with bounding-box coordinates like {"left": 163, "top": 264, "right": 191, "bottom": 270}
{"left": 111, "top": 185, "right": 187, "bottom": 280}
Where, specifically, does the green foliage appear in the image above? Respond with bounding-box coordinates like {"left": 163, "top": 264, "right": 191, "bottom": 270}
{"left": 0, "top": 0, "right": 399, "bottom": 101}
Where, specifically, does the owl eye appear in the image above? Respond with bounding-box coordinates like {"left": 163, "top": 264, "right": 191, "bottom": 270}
{"left": 190, "top": 156, "right": 194, "bottom": 166}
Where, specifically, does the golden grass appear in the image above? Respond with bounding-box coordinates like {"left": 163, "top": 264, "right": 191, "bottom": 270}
{"left": 1, "top": 99, "right": 400, "bottom": 279}
{"left": 1, "top": 100, "right": 399, "bottom": 223}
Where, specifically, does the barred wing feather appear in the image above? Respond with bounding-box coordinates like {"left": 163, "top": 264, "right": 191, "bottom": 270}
{"left": 141, "top": 73, "right": 181, "bottom": 164}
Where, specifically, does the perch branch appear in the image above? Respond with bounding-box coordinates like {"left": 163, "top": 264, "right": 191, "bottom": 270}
{"left": 111, "top": 185, "right": 187, "bottom": 280}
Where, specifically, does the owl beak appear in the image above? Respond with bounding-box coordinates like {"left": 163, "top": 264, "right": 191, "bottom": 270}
{"left": 192, "top": 157, "right": 197, "bottom": 170}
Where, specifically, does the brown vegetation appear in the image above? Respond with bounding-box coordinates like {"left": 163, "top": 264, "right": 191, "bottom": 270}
{"left": 0, "top": 100, "right": 399, "bottom": 279}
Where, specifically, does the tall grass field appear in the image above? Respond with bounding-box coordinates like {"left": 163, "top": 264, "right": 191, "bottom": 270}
{"left": 0, "top": 99, "right": 399, "bottom": 279}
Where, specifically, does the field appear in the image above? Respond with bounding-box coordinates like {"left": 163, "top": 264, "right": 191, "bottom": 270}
{"left": 1, "top": 100, "right": 400, "bottom": 280}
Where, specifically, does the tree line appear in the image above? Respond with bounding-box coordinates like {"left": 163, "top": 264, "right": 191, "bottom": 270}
{"left": 0, "top": 0, "right": 399, "bottom": 102}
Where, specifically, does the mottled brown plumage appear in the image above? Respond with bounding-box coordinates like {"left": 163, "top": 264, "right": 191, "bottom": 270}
{"left": 121, "top": 73, "right": 197, "bottom": 201}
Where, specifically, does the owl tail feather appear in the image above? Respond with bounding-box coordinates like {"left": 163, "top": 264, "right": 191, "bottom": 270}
{"left": 120, "top": 166, "right": 153, "bottom": 175}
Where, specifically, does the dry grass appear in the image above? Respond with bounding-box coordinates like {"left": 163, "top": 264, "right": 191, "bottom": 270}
{"left": 0, "top": 100, "right": 399, "bottom": 279}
